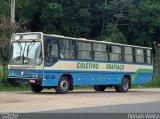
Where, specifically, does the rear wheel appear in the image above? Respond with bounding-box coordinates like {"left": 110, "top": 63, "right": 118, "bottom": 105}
{"left": 55, "top": 76, "right": 70, "bottom": 94}
{"left": 114, "top": 77, "right": 130, "bottom": 93}
{"left": 30, "top": 84, "right": 43, "bottom": 93}
{"left": 93, "top": 85, "right": 106, "bottom": 91}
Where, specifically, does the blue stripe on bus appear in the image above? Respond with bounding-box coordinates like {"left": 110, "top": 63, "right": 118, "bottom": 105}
{"left": 43, "top": 70, "right": 153, "bottom": 74}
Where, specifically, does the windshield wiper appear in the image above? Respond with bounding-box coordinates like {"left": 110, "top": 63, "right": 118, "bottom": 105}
{"left": 16, "top": 41, "right": 23, "bottom": 55}
{"left": 22, "top": 42, "right": 27, "bottom": 64}
{"left": 26, "top": 40, "right": 35, "bottom": 57}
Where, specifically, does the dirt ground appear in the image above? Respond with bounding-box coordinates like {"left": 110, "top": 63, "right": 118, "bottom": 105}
{"left": 0, "top": 88, "right": 160, "bottom": 113}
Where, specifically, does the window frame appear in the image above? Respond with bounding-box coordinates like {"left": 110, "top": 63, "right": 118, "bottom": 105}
{"left": 108, "top": 44, "right": 123, "bottom": 62}
{"left": 43, "top": 35, "right": 153, "bottom": 65}
{"left": 76, "top": 41, "right": 93, "bottom": 60}
{"left": 146, "top": 49, "right": 152, "bottom": 64}
{"left": 134, "top": 48, "right": 145, "bottom": 64}
{"left": 123, "top": 46, "right": 133, "bottom": 63}
{"left": 59, "top": 38, "right": 76, "bottom": 59}
{"left": 93, "top": 43, "right": 108, "bottom": 61}
{"left": 44, "top": 36, "right": 60, "bottom": 65}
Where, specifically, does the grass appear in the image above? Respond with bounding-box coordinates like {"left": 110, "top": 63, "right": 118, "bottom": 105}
{"left": 0, "top": 80, "right": 30, "bottom": 91}
{"left": 0, "top": 75, "right": 160, "bottom": 91}
{"left": 0, "top": 81, "right": 159, "bottom": 92}
{"left": 0, "top": 65, "right": 29, "bottom": 91}
{"left": 0, "top": 83, "right": 30, "bottom": 91}
{"left": 140, "top": 75, "right": 160, "bottom": 88}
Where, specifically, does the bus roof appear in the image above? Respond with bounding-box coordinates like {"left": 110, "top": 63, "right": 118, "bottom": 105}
{"left": 13, "top": 32, "right": 152, "bottom": 50}
{"left": 44, "top": 34, "right": 152, "bottom": 50}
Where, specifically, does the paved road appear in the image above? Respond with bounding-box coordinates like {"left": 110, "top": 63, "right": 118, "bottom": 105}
{"left": 11, "top": 101, "right": 160, "bottom": 119}
{"left": 44, "top": 101, "right": 160, "bottom": 113}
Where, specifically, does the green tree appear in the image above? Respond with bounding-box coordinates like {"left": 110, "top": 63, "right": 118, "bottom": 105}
{"left": 0, "top": 0, "right": 10, "bottom": 17}
{"left": 127, "top": 0, "right": 160, "bottom": 47}
{"left": 11, "top": 0, "right": 159, "bottom": 47}
{"left": 101, "top": 23, "right": 127, "bottom": 44}
{"left": 0, "top": 0, "right": 28, "bottom": 64}
{"left": 99, "top": 0, "right": 138, "bottom": 43}
{"left": 40, "top": 2, "right": 64, "bottom": 34}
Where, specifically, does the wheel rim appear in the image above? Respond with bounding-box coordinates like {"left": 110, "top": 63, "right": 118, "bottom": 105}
{"left": 60, "top": 80, "right": 68, "bottom": 91}
{"left": 122, "top": 80, "right": 129, "bottom": 90}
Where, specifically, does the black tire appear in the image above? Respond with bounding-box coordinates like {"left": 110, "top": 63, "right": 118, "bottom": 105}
{"left": 93, "top": 85, "right": 106, "bottom": 91}
{"left": 55, "top": 76, "right": 70, "bottom": 94}
{"left": 114, "top": 86, "right": 121, "bottom": 92}
{"left": 114, "top": 77, "right": 130, "bottom": 93}
{"left": 69, "top": 85, "right": 74, "bottom": 91}
{"left": 30, "top": 84, "right": 43, "bottom": 93}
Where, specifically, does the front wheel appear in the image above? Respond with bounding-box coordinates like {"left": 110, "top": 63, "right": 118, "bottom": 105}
{"left": 114, "top": 77, "right": 130, "bottom": 93}
{"left": 30, "top": 84, "right": 43, "bottom": 93}
{"left": 55, "top": 76, "right": 70, "bottom": 94}
{"left": 93, "top": 85, "right": 106, "bottom": 91}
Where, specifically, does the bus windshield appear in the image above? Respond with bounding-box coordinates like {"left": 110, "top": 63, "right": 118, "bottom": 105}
{"left": 10, "top": 41, "right": 42, "bottom": 65}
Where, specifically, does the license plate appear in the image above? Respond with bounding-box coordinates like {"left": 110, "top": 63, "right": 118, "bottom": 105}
{"left": 29, "top": 80, "right": 35, "bottom": 83}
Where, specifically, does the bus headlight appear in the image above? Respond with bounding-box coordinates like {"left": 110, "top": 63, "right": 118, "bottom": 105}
{"left": 9, "top": 72, "right": 14, "bottom": 76}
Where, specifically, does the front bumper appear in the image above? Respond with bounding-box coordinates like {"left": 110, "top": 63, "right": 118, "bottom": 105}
{"left": 7, "top": 78, "right": 42, "bottom": 85}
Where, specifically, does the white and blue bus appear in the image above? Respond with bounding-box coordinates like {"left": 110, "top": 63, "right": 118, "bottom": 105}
{"left": 8, "top": 32, "right": 153, "bottom": 94}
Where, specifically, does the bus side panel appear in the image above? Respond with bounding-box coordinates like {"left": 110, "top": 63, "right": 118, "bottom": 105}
{"left": 132, "top": 73, "right": 153, "bottom": 84}
{"left": 42, "top": 71, "right": 125, "bottom": 86}
{"left": 72, "top": 73, "right": 83, "bottom": 85}
{"left": 42, "top": 71, "right": 62, "bottom": 86}
{"left": 41, "top": 71, "right": 153, "bottom": 86}
{"left": 72, "top": 72, "right": 127, "bottom": 85}
{"left": 42, "top": 71, "right": 85, "bottom": 86}
{"left": 73, "top": 72, "right": 153, "bottom": 85}
{"left": 82, "top": 73, "right": 123, "bottom": 85}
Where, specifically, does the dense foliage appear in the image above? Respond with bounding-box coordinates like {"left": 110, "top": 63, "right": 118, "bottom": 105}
{"left": 14, "top": 0, "right": 159, "bottom": 46}
{"left": 0, "top": 0, "right": 160, "bottom": 63}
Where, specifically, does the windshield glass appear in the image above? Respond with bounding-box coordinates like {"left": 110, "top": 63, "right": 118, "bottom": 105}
{"left": 10, "top": 41, "right": 42, "bottom": 65}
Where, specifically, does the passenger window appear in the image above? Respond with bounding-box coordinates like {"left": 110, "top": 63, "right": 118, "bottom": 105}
{"left": 124, "top": 47, "right": 133, "bottom": 62}
{"left": 147, "top": 50, "right": 152, "bottom": 64}
{"left": 60, "top": 39, "right": 75, "bottom": 59}
{"left": 135, "top": 49, "right": 144, "bottom": 63}
{"left": 51, "top": 44, "right": 58, "bottom": 56}
{"left": 93, "top": 43, "right": 108, "bottom": 61}
{"left": 44, "top": 37, "right": 59, "bottom": 65}
{"left": 77, "top": 42, "right": 92, "bottom": 60}
{"left": 109, "top": 45, "right": 122, "bottom": 61}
